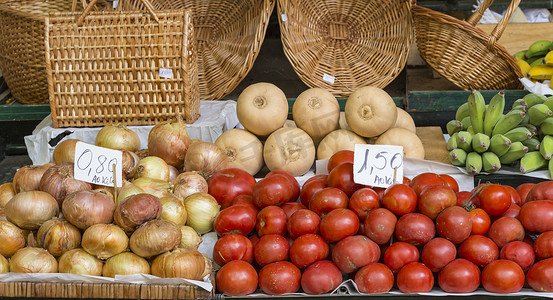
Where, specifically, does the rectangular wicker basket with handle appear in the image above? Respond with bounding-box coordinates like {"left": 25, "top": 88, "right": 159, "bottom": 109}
{"left": 45, "top": 0, "right": 200, "bottom": 128}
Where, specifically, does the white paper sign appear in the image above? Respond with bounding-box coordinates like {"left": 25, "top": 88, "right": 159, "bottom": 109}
{"left": 74, "top": 142, "right": 123, "bottom": 187}
{"left": 353, "top": 144, "right": 403, "bottom": 188}
{"left": 159, "top": 68, "right": 173, "bottom": 79}
{"left": 323, "top": 73, "right": 335, "bottom": 84}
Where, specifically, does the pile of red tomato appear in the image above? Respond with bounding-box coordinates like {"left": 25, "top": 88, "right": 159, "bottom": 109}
{"left": 207, "top": 150, "right": 553, "bottom": 296}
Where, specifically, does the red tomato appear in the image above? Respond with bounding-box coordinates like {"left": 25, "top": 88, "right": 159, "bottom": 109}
{"left": 280, "top": 202, "right": 306, "bottom": 219}
{"left": 216, "top": 260, "right": 258, "bottom": 296}
{"left": 231, "top": 194, "right": 255, "bottom": 206}
{"left": 394, "top": 213, "right": 435, "bottom": 246}
{"left": 300, "top": 260, "right": 343, "bottom": 295}
{"left": 455, "top": 191, "right": 479, "bottom": 208}
{"left": 402, "top": 176, "right": 412, "bottom": 185}
{"left": 482, "top": 260, "right": 525, "bottom": 293}
{"left": 535, "top": 231, "right": 553, "bottom": 260}
{"left": 287, "top": 209, "right": 320, "bottom": 239}
{"left": 308, "top": 187, "right": 348, "bottom": 217}
{"left": 299, "top": 175, "right": 327, "bottom": 207}
{"left": 258, "top": 261, "right": 301, "bottom": 295}
{"left": 348, "top": 187, "right": 380, "bottom": 220}
{"left": 208, "top": 168, "right": 256, "bottom": 209}
{"left": 488, "top": 217, "right": 525, "bottom": 248}
{"left": 213, "top": 204, "right": 257, "bottom": 236}
{"left": 409, "top": 172, "right": 448, "bottom": 196}
{"left": 503, "top": 185, "right": 522, "bottom": 206}
{"left": 381, "top": 184, "right": 417, "bottom": 216}
{"left": 516, "top": 182, "right": 535, "bottom": 205}
{"left": 319, "top": 208, "right": 359, "bottom": 243}
{"left": 436, "top": 206, "right": 472, "bottom": 244}
{"left": 354, "top": 263, "right": 394, "bottom": 294}
{"left": 501, "top": 203, "right": 521, "bottom": 218}
{"left": 289, "top": 234, "right": 329, "bottom": 269}
{"left": 253, "top": 234, "right": 289, "bottom": 267}
{"left": 332, "top": 235, "right": 380, "bottom": 273}
{"left": 458, "top": 235, "right": 499, "bottom": 268}
{"left": 213, "top": 234, "right": 254, "bottom": 266}
{"left": 421, "top": 237, "right": 457, "bottom": 272}
{"left": 438, "top": 259, "right": 481, "bottom": 293}
{"left": 418, "top": 184, "right": 457, "bottom": 220}
{"left": 519, "top": 200, "right": 553, "bottom": 233}
{"left": 469, "top": 208, "right": 491, "bottom": 235}
{"left": 526, "top": 181, "right": 553, "bottom": 202}
{"left": 439, "top": 174, "right": 459, "bottom": 193}
{"left": 327, "top": 162, "right": 363, "bottom": 197}
{"left": 327, "top": 150, "right": 354, "bottom": 173}
{"left": 266, "top": 170, "right": 300, "bottom": 203}
{"left": 252, "top": 175, "right": 294, "bottom": 208}
{"left": 527, "top": 257, "right": 553, "bottom": 292}
{"left": 478, "top": 184, "right": 511, "bottom": 217}
{"left": 396, "top": 262, "right": 434, "bottom": 293}
{"left": 256, "top": 206, "right": 287, "bottom": 236}
{"left": 249, "top": 234, "right": 260, "bottom": 248}
{"left": 383, "top": 242, "right": 420, "bottom": 273}
{"left": 364, "top": 208, "right": 397, "bottom": 244}
{"left": 500, "top": 241, "right": 535, "bottom": 271}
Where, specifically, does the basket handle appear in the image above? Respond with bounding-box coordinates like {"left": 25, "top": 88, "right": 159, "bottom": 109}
{"left": 76, "top": 0, "right": 160, "bottom": 26}
{"left": 486, "top": 0, "right": 521, "bottom": 50}
{"left": 466, "top": 0, "right": 495, "bottom": 26}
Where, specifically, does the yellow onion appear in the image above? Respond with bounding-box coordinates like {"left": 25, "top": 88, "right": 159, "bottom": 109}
{"left": 39, "top": 162, "right": 93, "bottom": 206}
{"left": 10, "top": 247, "right": 58, "bottom": 273}
{"left": 62, "top": 190, "right": 115, "bottom": 230}
{"left": 114, "top": 193, "right": 162, "bottom": 233}
{"left": 13, "top": 164, "right": 51, "bottom": 193}
{"left": 136, "top": 149, "right": 149, "bottom": 159}
{"left": 201, "top": 254, "right": 213, "bottom": 278}
{"left": 5, "top": 190, "right": 59, "bottom": 230}
{"left": 183, "top": 193, "right": 220, "bottom": 234}
{"left": 184, "top": 141, "right": 228, "bottom": 179}
{"left": 0, "top": 253, "right": 8, "bottom": 273}
{"left": 53, "top": 139, "right": 81, "bottom": 164}
{"left": 0, "top": 219, "right": 26, "bottom": 257}
{"left": 121, "top": 150, "right": 140, "bottom": 179}
{"left": 132, "top": 177, "right": 173, "bottom": 198}
{"left": 116, "top": 180, "right": 144, "bottom": 204}
{"left": 93, "top": 187, "right": 115, "bottom": 202}
{"left": 0, "top": 209, "right": 5, "bottom": 220}
{"left": 160, "top": 196, "right": 187, "bottom": 226}
{"left": 25, "top": 230, "right": 38, "bottom": 248}
{"left": 172, "top": 172, "right": 208, "bottom": 199}
{"left": 103, "top": 252, "right": 150, "bottom": 277}
{"left": 58, "top": 248, "right": 103, "bottom": 276}
{"left": 133, "top": 156, "right": 170, "bottom": 181}
{"left": 168, "top": 165, "right": 179, "bottom": 183}
{"left": 148, "top": 117, "right": 192, "bottom": 167}
{"left": 0, "top": 182, "right": 15, "bottom": 208}
{"left": 95, "top": 124, "right": 141, "bottom": 152}
{"left": 151, "top": 248, "right": 205, "bottom": 280}
{"left": 37, "top": 219, "right": 81, "bottom": 257}
{"left": 129, "top": 220, "right": 181, "bottom": 258}
{"left": 82, "top": 224, "right": 129, "bottom": 260}
{"left": 179, "top": 225, "right": 202, "bottom": 250}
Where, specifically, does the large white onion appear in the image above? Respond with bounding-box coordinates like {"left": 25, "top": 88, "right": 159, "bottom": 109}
{"left": 9, "top": 247, "right": 58, "bottom": 273}
{"left": 82, "top": 224, "right": 129, "bottom": 260}
{"left": 12, "top": 164, "right": 51, "bottom": 193}
{"left": 184, "top": 141, "right": 228, "bottom": 179}
{"left": 148, "top": 117, "right": 192, "bottom": 167}
{"left": 58, "top": 248, "right": 103, "bottom": 276}
{"left": 151, "top": 248, "right": 205, "bottom": 280}
{"left": 62, "top": 190, "right": 116, "bottom": 230}
{"left": 214, "top": 129, "right": 264, "bottom": 175}
{"left": 5, "top": 191, "right": 59, "bottom": 230}
{"left": 263, "top": 127, "right": 316, "bottom": 177}
{"left": 53, "top": 139, "right": 81, "bottom": 164}
{"left": 0, "top": 182, "right": 15, "bottom": 208}
{"left": 95, "top": 124, "right": 141, "bottom": 152}
{"left": 37, "top": 219, "right": 81, "bottom": 257}
{"left": 183, "top": 193, "right": 220, "bottom": 234}
{"left": 317, "top": 129, "right": 367, "bottom": 160}
{"left": 129, "top": 219, "right": 181, "bottom": 258}
{"left": 0, "top": 219, "right": 26, "bottom": 258}
{"left": 103, "top": 252, "right": 151, "bottom": 277}
{"left": 172, "top": 172, "right": 208, "bottom": 199}
{"left": 133, "top": 156, "right": 170, "bottom": 182}
{"left": 160, "top": 196, "right": 188, "bottom": 226}
{"left": 292, "top": 88, "right": 340, "bottom": 145}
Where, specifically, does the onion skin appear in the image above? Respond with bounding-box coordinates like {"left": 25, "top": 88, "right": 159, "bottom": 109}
{"left": 0, "top": 254, "right": 8, "bottom": 273}
{"left": 0, "top": 220, "right": 26, "bottom": 258}
{"left": 9, "top": 247, "right": 58, "bottom": 273}
{"left": 183, "top": 192, "right": 220, "bottom": 234}
{"left": 160, "top": 196, "right": 188, "bottom": 226}
{"left": 132, "top": 177, "right": 173, "bottom": 199}
{"left": 13, "top": 164, "right": 51, "bottom": 193}
{"left": 179, "top": 225, "right": 202, "bottom": 250}
{"left": 184, "top": 141, "right": 228, "bottom": 179}
{"left": 58, "top": 248, "right": 103, "bottom": 276}
{"left": 121, "top": 150, "right": 140, "bottom": 179}
{"left": 133, "top": 156, "right": 170, "bottom": 181}
{"left": 39, "top": 162, "right": 93, "bottom": 207}
{"left": 148, "top": 117, "right": 192, "bottom": 167}
{"left": 130, "top": 219, "right": 181, "bottom": 258}
{"left": 82, "top": 224, "right": 129, "bottom": 260}
{"left": 103, "top": 252, "right": 151, "bottom": 277}
{"left": 37, "top": 219, "right": 81, "bottom": 257}
{"left": 0, "top": 182, "right": 15, "bottom": 208}
{"left": 62, "top": 190, "right": 116, "bottom": 230}
{"left": 114, "top": 193, "right": 162, "bottom": 233}
{"left": 151, "top": 248, "right": 205, "bottom": 280}
{"left": 173, "top": 172, "right": 208, "bottom": 199}
{"left": 5, "top": 190, "right": 59, "bottom": 230}
{"left": 53, "top": 139, "right": 81, "bottom": 164}
{"left": 96, "top": 124, "right": 141, "bottom": 152}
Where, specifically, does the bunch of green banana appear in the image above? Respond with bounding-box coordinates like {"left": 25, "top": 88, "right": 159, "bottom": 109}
{"left": 513, "top": 40, "right": 553, "bottom": 89}
{"left": 448, "top": 91, "right": 553, "bottom": 177}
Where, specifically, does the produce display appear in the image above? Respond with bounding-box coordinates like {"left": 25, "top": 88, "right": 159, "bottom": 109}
{"left": 513, "top": 40, "right": 553, "bottom": 88}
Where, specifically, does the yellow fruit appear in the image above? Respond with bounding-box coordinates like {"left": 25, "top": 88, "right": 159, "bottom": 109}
{"left": 528, "top": 65, "right": 553, "bottom": 80}
{"left": 544, "top": 50, "right": 553, "bottom": 66}
{"left": 515, "top": 57, "right": 531, "bottom": 76}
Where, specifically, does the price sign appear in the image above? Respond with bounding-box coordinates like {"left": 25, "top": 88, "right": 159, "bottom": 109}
{"left": 74, "top": 142, "right": 123, "bottom": 187}
{"left": 353, "top": 144, "right": 403, "bottom": 188}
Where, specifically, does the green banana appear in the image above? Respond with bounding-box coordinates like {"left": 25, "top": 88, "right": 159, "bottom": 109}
{"left": 446, "top": 120, "right": 463, "bottom": 136}
{"left": 461, "top": 116, "right": 472, "bottom": 130}
{"left": 467, "top": 126, "right": 476, "bottom": 135}
{"left": 447, "top": 133, "right": 458, "bottom": 151}
{"left": 540, "top": 117, "right": 553, "bottom": 135}
{"left": 456, "top": 131, "right": 473, "bottom": 152}
{"left": 468, "top": 90, "right": 486, "bottom": 134}
{"left": 549, "top": 159, "right": 553, "bottom": 180}
{"left": 492, "top": 109, "right": 526, "bottom": 136}
{"left": 530, "top": 58, "right": 545, "bottom": 67}
{"left": 449, "top": 148, "right": 467, "bottom": 167}
{"left": 512, "top": 99, "right": 527, "bottom": 111}
{"left": 483, "top": 91, "right": 505, "bottom": 136}
{"left": 523, "top": 93, "right": 548, "bottom": 108}
{"left": 522, "top": 138, "right": 540, "bottom": 152}
{"left": 499, "top": 141, "right": 528, "bottom": 165}
{"left": 503, "top": 127, "right": 533, "bottom": 143}
{"left": 528, "top": 103, "right": 553, "bottom": 126}
{"left": 489, "top": 134, "right": 512, "bottom": 157}
{"left": 466, "top": 152, "right": 483, "bottom": 175}
{"left": 540, "top": 135, "right": 553, "bottom": 160}
{"left": 518, "top": 123, "right": 538, "bottom": 136}
{"left": 520, "top": 151, "right": 548, "bottom": 173}
{"left": 455, "top": 102, "right": 470, "bottom": 122}
{"left": 544, "top": 98, "right": 553, "bottom": 111}
{"left": 472, "top": 133, "right": 490, "bottom": 153}
{"left": 526, "top": 56, "right": 542, "bottom": 65}
{"left": 525, "top": 40, "right": 553, "bottom": 59}
{"left": 513, "top": 50, "right": 527, "bottom": 60}
{"left": 482, "top": 152, "right": 501, "bottom": 173}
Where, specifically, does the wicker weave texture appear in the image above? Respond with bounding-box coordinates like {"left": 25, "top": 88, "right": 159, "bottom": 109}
{"left": 412, "top": 1, "right": 524, "bottom": 91}
{"left": 46, "top": 7, "right": 200, "bottom": 128}
{"left": 277, "top": 0, "right": 413, "bottom": 97}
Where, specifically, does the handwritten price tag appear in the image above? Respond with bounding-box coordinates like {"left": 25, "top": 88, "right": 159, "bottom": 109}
{"left": 353, "top": 144, "right": 403, "bottom": 188}
{"left": 74, "top": 142, "right": 123, "bottom": 187}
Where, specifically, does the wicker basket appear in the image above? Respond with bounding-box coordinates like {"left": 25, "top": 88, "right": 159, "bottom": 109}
{"left": 119, "top": 0, "right": 275, "bottom": 101}
{"left": 412, "top": 0, "right": 524, "bottom": 91}
{"left": 276, "top": 0, "right": 414, "bottom": 97}
{"left": 45, "top": 0, "right": 200, "bottom": 128}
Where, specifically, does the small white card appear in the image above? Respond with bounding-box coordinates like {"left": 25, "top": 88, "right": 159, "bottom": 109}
{"left": 323, "top": 73, "right": 335, "bottom": 84}
{"left": 281, "top": 14, "right": 288, "bottom": 22}
{"left": 159, "top": 68, "right": 173, "bottom": 79}
{"left": 74, "top": 142, "right": 123, "bottom": 187}
{"left": 112, "top": 0, "right": 119, "bottom": 8}
{"left": 353, "top": 144, "right": 404, "bottom": 188}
